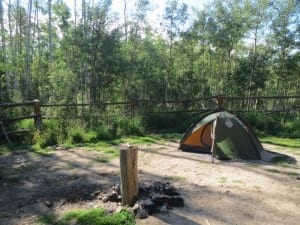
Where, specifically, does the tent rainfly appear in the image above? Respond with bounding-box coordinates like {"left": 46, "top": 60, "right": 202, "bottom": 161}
{"left": 179, "top": 111, "right": 263, "bottom": 160}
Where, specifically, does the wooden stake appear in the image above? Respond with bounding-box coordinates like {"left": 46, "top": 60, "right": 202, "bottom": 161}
{"left": 119, "top": 144, "right": 138, "bottom": 206}
{"left": 33, "top": 99, "right": 42, "bottom": 130}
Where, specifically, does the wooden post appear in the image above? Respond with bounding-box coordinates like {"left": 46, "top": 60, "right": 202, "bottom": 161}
{"left": 216, "top": 95, "right": 224, "bottom": 110}
{"left": 119, "top": 144, "right": 138, "bottom": 206}
{"left": 33, "top": 99, "right": 42, "bottom": 130}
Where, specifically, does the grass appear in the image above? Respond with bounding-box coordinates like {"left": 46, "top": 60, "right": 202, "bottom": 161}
{"left": 0, "top": 143, "right": 31, "bottom": 155}
{"left": 232, "top": 179, "right": 244, "bottom": 184}
{"left": 166, "top": 175, "right": 186, "bottom": 181}
{"left": 0, "top": 145, "right": 11, "bottom": 155}
{"left": 30, "top": 144, "right": 55, "bottom": 156}
{"left": 219, "top": 177, "right": 227, "bottom": 184}
{"left": 259, "top": 136, "right": 300, "bottom": 148}
{"left": 38, "top": 208, "right": 135, "bottom": 225}
{"left": 94, "top": 157, "right": 110, "bottom": 163}
{"left": 265, "top": 168, "right": 299, "bottom": 178}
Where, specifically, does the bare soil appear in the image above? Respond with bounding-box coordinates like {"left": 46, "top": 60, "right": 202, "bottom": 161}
{"left": 0, "top": 142, "right": 299, "bottom": 225}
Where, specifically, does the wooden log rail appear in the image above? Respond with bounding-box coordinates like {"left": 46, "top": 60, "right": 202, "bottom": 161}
{"left": 0, "top": 99, "right": 42, "bottom": 130}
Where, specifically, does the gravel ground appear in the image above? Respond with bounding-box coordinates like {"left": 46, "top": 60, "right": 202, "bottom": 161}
{"left": 0, "top": 142, "right": 299, "bottom": 225}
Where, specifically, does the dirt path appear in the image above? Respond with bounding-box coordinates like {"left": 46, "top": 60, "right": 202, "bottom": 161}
{"left": 0, "top": 142, "right": 299, "bottom": 225}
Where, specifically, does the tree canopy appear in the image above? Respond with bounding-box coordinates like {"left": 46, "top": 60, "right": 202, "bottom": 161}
{"left": 0, "top": 0, "right": 299, "bottom": 105}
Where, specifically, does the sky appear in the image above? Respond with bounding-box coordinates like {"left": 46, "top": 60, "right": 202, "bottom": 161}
{"left": 112, "top": 0, "right": 212, "bottom": 21}
{"left": 115, "top": 0, "right": 212, "bottom": 33}
{"left": 66, "top": 0, "right": 213, "bottom": 30}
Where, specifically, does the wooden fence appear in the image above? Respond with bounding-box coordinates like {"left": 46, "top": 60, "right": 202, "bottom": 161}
{"left": 0, "top": 95, "right": 299, "bottom": 130}
{"left": 39, "top": 95, "right": 300, "bottom": 118}
{"left": 0, "top": 100, "right": 42, "bottom": 142}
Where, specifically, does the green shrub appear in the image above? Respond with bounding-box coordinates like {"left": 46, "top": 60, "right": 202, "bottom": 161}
{"left": 144, "top": 112, "right": 194, "bottom": 133}
{"left": 283, "top": 118, "right": 300, "bottom": 138}
{"left": 67, "top": 125, "right": 86, "bottom": 144}
{"left": 95, "top": 124, "right": 115, "bottom": 140}
{"left": 117, "top": 116, "right": 145, "bottom": 136}
{"left": 32, "top": 120, "right": 64, "bottom": 148}
{"left": 240, "top": 112, "right": 283, "bottom": 136}
{"left": 35, "top": 130, "right": 58, "bottom": 148}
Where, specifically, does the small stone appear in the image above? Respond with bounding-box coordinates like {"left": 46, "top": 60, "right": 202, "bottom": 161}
{"left": 160, "top": 205, "right": 168, "bottom": 213}
{"left": 106, "top": 191, "right": 120, "bottom": 202}
{"left": 143, "top": 198, "right": 157, "bottom": 214}
{"left": 102, "top": 196, "right": 108, "bottom": 202}
{"left": 152, "top": 194, "right": 184, "bottom": 207}
{"left": 44, "top": 201, "right": 52, "bottom": 207}
{"left": 132, "top": 202, "right": 140, "bottom": 212}
{"left": 164, "top": 186, "right": 180, "bottom": 196}
{"left": 114, "top": 183, "right": 121, "bottom": 193}
{"left": 136, "top": 208, "right": 148, "bottom": 219}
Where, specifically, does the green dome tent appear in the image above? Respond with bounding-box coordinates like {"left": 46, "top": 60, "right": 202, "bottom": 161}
{"left": 179, "top": 111, "right": 263, "bottom": 160}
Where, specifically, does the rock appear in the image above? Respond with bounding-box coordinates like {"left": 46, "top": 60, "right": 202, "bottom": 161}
{"left": 143, "top": 198, "right": 157, "bottom": 214}
{"left": 136, "top": 208, "right": 148, "bottom": 219}
{"left": 297, "top": 175, "right": 300, "bottom": 180}
{"left": 132, "top": 202, "right": 140, "bottom": 213}
{"left": 154, "top": 181, "right": 164, "bottom": 192}
{"left": 139, "top": 182, "right": 153, "bottom": 193}
{"left": 152, "top": 194, "right": 184, "bottom": 207}
{"left": 164, "top": 186, "right": 180, "bottom": 196}
{"left": 160, "top": 205, "right": 168, "bottom": 213}
{"left": 102, "top": 196, "right": 109, "bottom": 203}
{"left": 110, "top": 191, "right": 120, "bottom": 202}
{"left": 102, "top": 191, "right": 120, "bottom": 202}
{"left": 44, "top": 201, "right": 52, "bottom": 208}
{"left": 91, "top": 190, "right": 101, "bottom": 198}
{"left": 113, "top": 183, "right": 121, "bottom": 194}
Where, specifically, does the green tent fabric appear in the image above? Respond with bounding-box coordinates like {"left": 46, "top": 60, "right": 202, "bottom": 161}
{"left": 214, "top": 112, "right": 261, "bottom": 160}
{"left": 179, "top": 111, "right": 263, "bottom": 160}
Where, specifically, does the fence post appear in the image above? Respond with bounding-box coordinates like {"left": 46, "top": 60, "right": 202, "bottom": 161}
{"left": 119, "top": 144, "right": 138, "bottom": 206}
{"left": 33, "top": 99, "right": 42, "bottom": 130}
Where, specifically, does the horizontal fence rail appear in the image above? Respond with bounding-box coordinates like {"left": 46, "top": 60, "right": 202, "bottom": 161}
{"left": 0, "top": 96, "right": 299, "bottom": 123}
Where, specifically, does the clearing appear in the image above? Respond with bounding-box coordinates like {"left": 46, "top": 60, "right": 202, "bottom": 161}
{"left": 0, "top": 141, "right": 299, "bottom": 225}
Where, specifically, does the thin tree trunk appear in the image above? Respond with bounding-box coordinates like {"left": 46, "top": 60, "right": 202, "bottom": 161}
{"left": 48, "top": 0, "right": 53, "bottom": 62}
{"left": 25, "top": 0, "right": 33, "bottom": 99}
{"left": 8, "top": 0, "right": 13, "bottom": 97}
{"left": 82, "top": 0, "right": 86, "bottom": 26}
{"left": 0, "top": 0, "right": 10, "bottom": 98}
{"left": 124, "top": 0, "right": 128, "bottom": 42}
{"left": 34, "top": 0, "right": 41, "bottom": 97}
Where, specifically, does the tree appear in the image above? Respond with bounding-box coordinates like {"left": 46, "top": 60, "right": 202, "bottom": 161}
{"left": 163, "top": 0, "right": 188, "bottom": 101}
{"left": 268, "top": 0, "right": 299, "bottom": 96}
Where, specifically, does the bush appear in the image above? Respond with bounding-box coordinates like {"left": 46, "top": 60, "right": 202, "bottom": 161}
{"left": 117, "top": 116, "right": 145, "bottom": 136}
{"left": 240, "top": 112, "right": 283, "bottom": 136}
{"left": 283, "top": 118, "right": 300, "bottom": 138}
{"left": 32, "top": 120, "right": 63, "bottom": 148}
{"left": 67, "top": 124, "right": 87, "bottom": 144}
{"left": 144, "top": 112, "right": 194, "bottom": 133}
{"left": 95, "top": 124, "right": 116, "bottom": 140}
{"left": 34, "top": 130, "right": 58, "bottom": 148}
